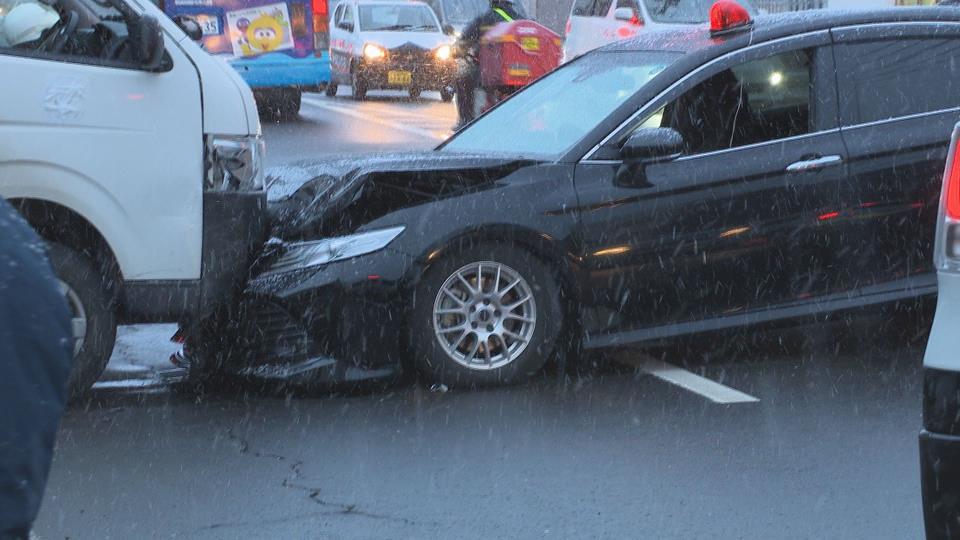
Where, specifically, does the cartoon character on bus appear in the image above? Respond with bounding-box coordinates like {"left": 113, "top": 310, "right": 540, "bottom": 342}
{"left": 227, "top": 3, "right": 294, "bottom": 57}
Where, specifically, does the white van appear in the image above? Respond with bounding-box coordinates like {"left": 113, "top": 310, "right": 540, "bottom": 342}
{"left": 562, "top": 0, "right": 759, "bottom": 63}
{"left": 0, "top": 0, "right": 267, "bottom": 393}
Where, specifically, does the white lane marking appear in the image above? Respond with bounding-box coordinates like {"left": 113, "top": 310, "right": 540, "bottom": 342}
{"left": 618, "top": 355, "right": 760, "bottom": 404}
{"left": 302, "top": 96, "right": 449, "bottom": 141}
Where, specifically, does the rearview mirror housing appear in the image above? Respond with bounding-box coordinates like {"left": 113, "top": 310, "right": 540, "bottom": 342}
{"left": 131, "top": 15, "right": 165, "bottom": 71}
{"left": 173, "top": 15, "right": 203, "bottom": 42}
{"left": 620, "top": 128, "right": 684, "bottom": 163}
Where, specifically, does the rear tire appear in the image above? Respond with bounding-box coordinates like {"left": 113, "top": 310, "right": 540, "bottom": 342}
{"left": 408, "top": 87, "right": 422, "bottom": 99}
{"left": 410, "top": 243, "right": 562, "bottom": 387}
{"left": 278, "top": 89, "right": 301, "bottom": 118}
{"left": 440, "top": 87, "right": 454, "bottom": 102}
{"left": 325, "top": 83, "right": 339, "bottom": 97}
{"left": 47, "top": 243, "right": 117, "bottom": 396}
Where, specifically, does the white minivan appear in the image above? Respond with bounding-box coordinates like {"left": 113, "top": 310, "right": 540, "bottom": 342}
{"left": 0, "top": 0, "right": 267, "bottom": 393}
{"left": 562, "top": 0, "right": 759, "bottom": 63}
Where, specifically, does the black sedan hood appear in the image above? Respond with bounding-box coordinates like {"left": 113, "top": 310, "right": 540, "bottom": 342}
{"left": 267, "top": 151, "right": 536, "bottom": 239}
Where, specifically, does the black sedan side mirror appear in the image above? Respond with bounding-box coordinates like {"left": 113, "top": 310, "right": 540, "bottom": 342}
{"left": 616, "top": 128, "right": 684, "bottom": 188}
{"left": 173, "top": 15, "right": 203, "bottom": 42}
{"left": 620, "top": 128, "right": 684, "bottom": 163}
{"left": 131, "top": 15, "right": 165, "bottom": 71}
{"left": 442, "top": 24, "right": 456, "bottom": 36}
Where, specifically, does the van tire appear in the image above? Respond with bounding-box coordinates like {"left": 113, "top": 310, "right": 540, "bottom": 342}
{"left": 440, "top": 87, "right": 454, "bottom": 102}
{"left": 325, "top": 83, "right": 338, "bottom": 97}
{"left": 278, "top": 89, "right": 301, "bottom": 118}
{"left": 47, "top": 243, "right": 117, "bottom": 396}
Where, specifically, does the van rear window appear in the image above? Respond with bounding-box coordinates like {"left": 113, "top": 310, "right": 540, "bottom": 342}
{"left": 572, "top": 0, "right": 613, "bottom": 17}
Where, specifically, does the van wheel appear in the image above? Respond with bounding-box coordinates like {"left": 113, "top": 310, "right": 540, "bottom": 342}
{"left": 440, "top": 87, "right": 454, "bottom": 102}
{"left": 411, "top": 243, "right": 562, "bottom": 387}
{"left": 351, "top": 70, "right": 368, "bottom": 100}
{"left": 408, "top": 87, "right": 422, "bottom": 99}
{"left": 278, "top": 89, "right": 301, "bottom": 118}
{"left": 48, "top": 243, "right": 117, "bottom": 396}
{"left": 325, "top": 83, "right": 338, "bottom": 97}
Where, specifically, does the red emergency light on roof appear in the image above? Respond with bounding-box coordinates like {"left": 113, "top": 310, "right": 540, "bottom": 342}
{"left": 710, "top": 0, "right": 753, "bottom": 37}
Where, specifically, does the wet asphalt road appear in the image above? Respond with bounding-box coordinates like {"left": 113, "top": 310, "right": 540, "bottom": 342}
{"left": 34, "top": 91, "right": 930, "bottom": 539}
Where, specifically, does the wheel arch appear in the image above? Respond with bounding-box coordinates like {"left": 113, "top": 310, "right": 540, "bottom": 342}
{"left": 404, "top": 224, "right": 583, "bottom": 323}
{"left": 10, "top": 198, "right": 123, "bottom": 298}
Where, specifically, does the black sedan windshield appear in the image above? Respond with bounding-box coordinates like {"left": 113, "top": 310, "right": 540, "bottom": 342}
{"left": 442, "top": 51, "right": 681, "bottom": 159}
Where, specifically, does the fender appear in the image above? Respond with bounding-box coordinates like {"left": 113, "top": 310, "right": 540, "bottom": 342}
{"left": 0, "top": 161, "right": 138, "bottom": 279}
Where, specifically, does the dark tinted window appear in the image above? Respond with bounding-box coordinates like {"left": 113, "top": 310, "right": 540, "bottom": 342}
{"left": 572, "top": 0, "right": 613, "bottom": 17}
{"left": 663, "top": 49, "right": 813, "bottom": 155}
{"left": 836, "top": 39, "right": 960, "bottom": 125}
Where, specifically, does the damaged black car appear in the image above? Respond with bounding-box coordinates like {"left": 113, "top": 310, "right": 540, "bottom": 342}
{"left": 180, "top": 7, "right": 960, "bottom": 387}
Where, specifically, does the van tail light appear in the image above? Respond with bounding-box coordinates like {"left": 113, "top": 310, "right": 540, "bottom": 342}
{"left": 630, "top": 14, "right": 643, "bottom": 26}
{"left": 312, "top": 0, "right": 329, "bottom": 55}
{"left": 565, "top": 18, "right": 572, "bottom": 36}
{"left": 937, "top": 131, "right": 960, "bottom": 270}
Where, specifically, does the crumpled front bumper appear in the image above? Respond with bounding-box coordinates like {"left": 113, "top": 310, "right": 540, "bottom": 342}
{"left": 184, "top": 244, "right": 415, "bottom": 385}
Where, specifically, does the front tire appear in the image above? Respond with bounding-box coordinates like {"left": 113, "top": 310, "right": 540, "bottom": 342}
{"left": 440, "top": 87, "right": 454, "bottom": 102}
{"left": 351, "top": 70, "right": 367, "bottom": 101}
{"left": 325, "top": 83, "right": 339, "bottom": 97}
{"left": 411, "top": 243, "right": 562, "bottom": 387}
{"left": 47, "top": 243, "right": 117, "bottom": 396}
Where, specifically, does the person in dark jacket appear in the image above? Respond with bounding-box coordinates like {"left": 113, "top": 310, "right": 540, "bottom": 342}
{"left": 0, "top": 197, "right": 72, "bottom": 540}
{"left": 453, "top": 0, "right": 527, "bottom": 130}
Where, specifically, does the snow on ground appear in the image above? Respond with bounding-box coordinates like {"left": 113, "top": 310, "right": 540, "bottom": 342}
{"left": 97, "top": 324, "right": 180, "bottom": 385}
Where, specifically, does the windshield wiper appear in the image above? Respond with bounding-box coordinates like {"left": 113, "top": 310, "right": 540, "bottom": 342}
{"left": 380, "top": 24, "right": 414, "bottom": 31}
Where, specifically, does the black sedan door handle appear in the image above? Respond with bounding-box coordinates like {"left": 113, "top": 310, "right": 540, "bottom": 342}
{"left": 785, "top": 155, "right": 844, "bottom": 173}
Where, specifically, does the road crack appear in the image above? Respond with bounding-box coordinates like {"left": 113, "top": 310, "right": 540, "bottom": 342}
{"left": 213, "top": 426, "right": 439, "bottom": 530}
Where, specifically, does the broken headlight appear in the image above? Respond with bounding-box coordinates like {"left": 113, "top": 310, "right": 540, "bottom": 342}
{"left": 263, "top": 226, "right": 406, "bottom": 276}
{"left": 205, "top": 135, "right": 265, "bottom": 191}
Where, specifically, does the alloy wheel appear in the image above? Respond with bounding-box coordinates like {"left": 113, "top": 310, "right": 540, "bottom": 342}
{"left": 432, "top": 261, "right": 537, "bottom": 371}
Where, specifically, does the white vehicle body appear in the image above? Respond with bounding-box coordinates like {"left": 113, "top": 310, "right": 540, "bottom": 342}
{"left": 562, "top": 0, "right": 758, "bottom": 63}
{"left": 328, "top": 0, "right": 456, "bottom": 98}
{"left": 0, "top": 0, "right": 266, "bottom": 390}
{"left": 921, "top": 122, "right": 960, "bottom": 539}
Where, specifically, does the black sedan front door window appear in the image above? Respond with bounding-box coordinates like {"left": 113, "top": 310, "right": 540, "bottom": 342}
{"left": 575, "top": 39, "right": 848, "bottom": 344}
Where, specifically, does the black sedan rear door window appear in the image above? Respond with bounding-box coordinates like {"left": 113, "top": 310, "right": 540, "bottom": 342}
{"left": 835, "top": 38, "right": 960, "bottom": 125}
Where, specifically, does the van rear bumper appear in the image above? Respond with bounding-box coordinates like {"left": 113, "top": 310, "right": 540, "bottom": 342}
{"left": 920, "top": 430, "right": 960, "bottom": 539}
{"left": 230, "top": 52, "right": 331, "bottom": 89}
{"left": 921, "top": 366, "right": 960, "bottom": 539}
{"left": 121, "top": 190, "right": 268, "bottom": 323}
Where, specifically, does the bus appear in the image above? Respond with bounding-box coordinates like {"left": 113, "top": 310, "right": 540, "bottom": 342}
{"left": 163, "top": 0, "right": 331, "bottom": 116}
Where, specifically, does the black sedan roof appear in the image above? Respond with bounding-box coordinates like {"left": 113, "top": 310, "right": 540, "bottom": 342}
{"left": 602, "top": 7, "right": 960, "bottom": 55}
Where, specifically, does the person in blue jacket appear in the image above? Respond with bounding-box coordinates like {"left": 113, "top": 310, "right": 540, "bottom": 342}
{"left": 0, "top": 197, "right": 72, "bottom": 540}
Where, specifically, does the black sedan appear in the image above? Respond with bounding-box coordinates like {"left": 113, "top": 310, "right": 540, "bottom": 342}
{"left": 182, "top": 5, "right": 960, "bottom": 387}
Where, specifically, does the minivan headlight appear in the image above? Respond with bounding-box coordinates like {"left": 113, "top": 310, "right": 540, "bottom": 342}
{"left": 264, "top": 226, "right": 406, "bottom": 275}
{"left": 205, "top": 134, "right": 265, "bottom": 191}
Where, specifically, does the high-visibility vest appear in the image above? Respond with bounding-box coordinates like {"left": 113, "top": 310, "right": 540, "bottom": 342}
{"left": 493, "top": 7, "right": 514, "bottom": 22}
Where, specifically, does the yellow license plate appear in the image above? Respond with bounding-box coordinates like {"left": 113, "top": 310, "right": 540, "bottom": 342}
{"left": 520, "top": 37, "right": 540, "bottom": 51}
{"left": 388, "top": 70, "right": 412, "bottom": 85}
